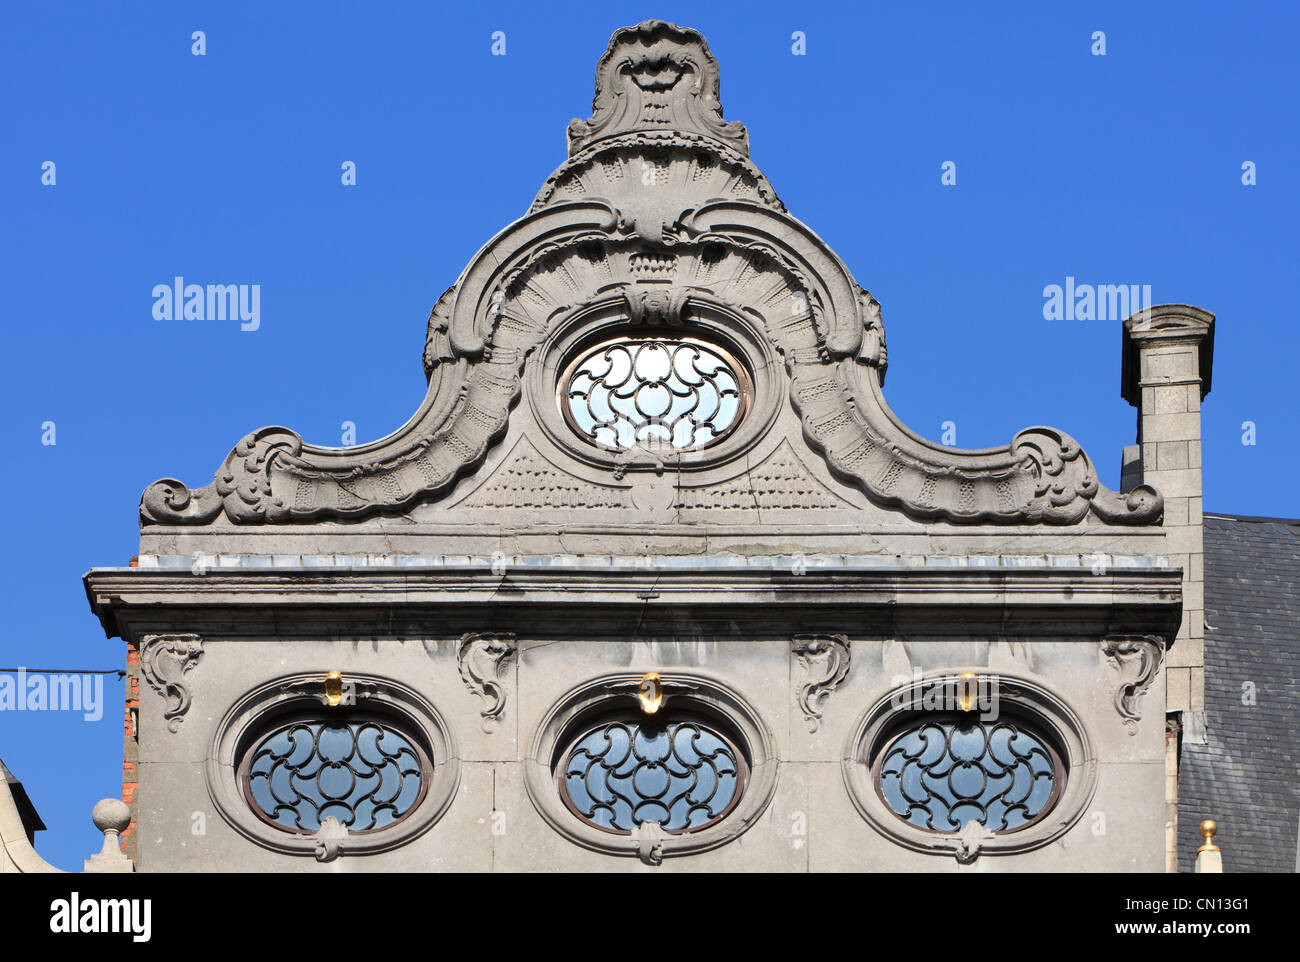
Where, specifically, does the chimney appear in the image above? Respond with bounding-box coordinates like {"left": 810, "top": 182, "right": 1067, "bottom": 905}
{"left": 1122, "top": 303, "right": 1215, "bottom": 872}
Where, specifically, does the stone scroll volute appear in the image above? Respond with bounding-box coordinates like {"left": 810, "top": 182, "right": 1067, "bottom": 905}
{"left": 457, "top": 633, "right": 518, "bottom": 733}
{"left": 138, "top": 634, "right": 203, "bottom": 734}
{"left": 792, "top": 634, "right": 851, "bottom": 733}
{"left": 1101, "top": 635, "right": 1165, "bottom": 735}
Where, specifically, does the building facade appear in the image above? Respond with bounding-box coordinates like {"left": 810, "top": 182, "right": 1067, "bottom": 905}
{"left": 75, "top": 21, "right": 1219, "bottom": 872}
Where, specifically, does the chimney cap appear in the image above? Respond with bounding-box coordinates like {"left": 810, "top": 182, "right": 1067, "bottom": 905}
{"left": 1121, "top": 304, "right": 1215, "bottom": 407}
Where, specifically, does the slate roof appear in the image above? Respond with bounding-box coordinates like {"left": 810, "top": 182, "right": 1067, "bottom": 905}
{"left": 1178, "top": 514, "right": 1300, "bottom": 872}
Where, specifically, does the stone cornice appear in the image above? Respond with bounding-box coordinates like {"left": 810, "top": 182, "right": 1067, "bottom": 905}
{"left": 85, "top": 563, "right": 1182, "bottom": 642}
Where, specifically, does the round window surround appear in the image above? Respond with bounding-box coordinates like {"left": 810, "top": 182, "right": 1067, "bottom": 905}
{"left": 528, "top": 297, "right": 779, "bottom": 473}
{"left": 525, "top": 673, "right": 777, "bottom": 861}
{"left": 208, "top": 673, "right": 460, "bottom": 859}
{"left": 842, "top": 673, "right": 1097, "bottom": 861}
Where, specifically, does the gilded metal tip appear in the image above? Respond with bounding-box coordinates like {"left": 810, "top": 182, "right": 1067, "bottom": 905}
{"left": 957, "top": 672, "right": 978, "bottom": 713}
{"left": 637, "top": 672, "right": 663, "bottom": 714}
{"left": 324, "top": 670, "right": 344, "bottom": 707}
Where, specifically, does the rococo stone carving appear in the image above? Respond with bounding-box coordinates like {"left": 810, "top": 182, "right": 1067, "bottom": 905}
{"left": 1101, "top": 635, "right": 1165, "bottom": 734}
{"left": 457, "top": 632, "right": 518, "bottom": 732}
{"left": 139, "top": 19, "right": 1160, "bottom": 529}
{"left": 138, "top": 634, "right": 203, "bottom": 733}
{"left": 312, "top": 816, "right": 348, "bottom": 863}
{"left": 955, "top": 820, "right": 993, "bottom": 865}
{"left": 792, "top": 634, "right": 851, "bottom": 732}
{"left": 566, "top": 20, "right": 750, "bottom": 158}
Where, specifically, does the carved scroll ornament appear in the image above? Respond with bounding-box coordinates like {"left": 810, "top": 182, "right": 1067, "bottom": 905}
{"left": 457, "top": 632, "right": 517, "bottom": 731}
{"left": 792, "top": 634, "right": 851, "bottom": 732}
{"left": 138, "top": 634, "right": 203, "bottom": 733}
{"left": 1101, "top": 635, "right": 1165, "bottom": 734}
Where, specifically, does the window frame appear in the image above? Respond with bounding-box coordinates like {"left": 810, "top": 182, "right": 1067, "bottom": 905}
{"left": 207, "top": 672, "right": 460, "bottom": 859}
{"left": 525, "top": 672, "right": 777, "bottom": 860}
{"left": 525, "top": 296, "right": 782, "bottom": 475}
{"left": 842, "top": 672, "right": 1098, "bottom": 860}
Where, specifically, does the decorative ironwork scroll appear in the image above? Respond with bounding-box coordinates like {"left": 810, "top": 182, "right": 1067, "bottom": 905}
{"left": 874, "top": 715, "right": 1062, "bottom": 834}
{"left": 241, "top": 715, "right": 430, "bottom": 834}
{"left": 560, "top": 715, "right": 746, "bottom": 834}
{"left": 564, "top": 337, "right": 746, "bottom": 450}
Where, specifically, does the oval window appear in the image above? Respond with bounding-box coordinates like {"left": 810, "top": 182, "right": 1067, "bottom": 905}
{"left": 239, "top": 712, "right": 432, "bottom": 835}
{"left": 557, "top": 712, "right": 748, "bottom": 834}
{"left": 562, "top": 336, "right": 748, "bottom": 451}
{"left": 871, "top": 713, "right": 1064, "bottom": 834}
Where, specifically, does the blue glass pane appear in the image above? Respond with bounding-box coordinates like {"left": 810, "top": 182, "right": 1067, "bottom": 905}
{"left": 562, "top": 719, "right": 741, "bottom": 833}
{"left": 245, "top": 718, "right": 428, "bottom": 833}
{"left": 878, "top": 717, "right": 1059, "bottom": 834}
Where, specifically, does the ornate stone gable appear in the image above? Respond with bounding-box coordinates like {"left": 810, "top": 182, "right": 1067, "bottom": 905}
{"left": 138, "top": 20, "right": 1161, "bottom": 529}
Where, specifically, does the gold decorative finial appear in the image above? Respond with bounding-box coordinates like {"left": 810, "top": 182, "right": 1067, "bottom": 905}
{"left": 637, "top": 672, "right": 663, "bottom": 715}
{"left": 1198, "top": 819, "right": 1219, "bottom": 852}
{"left": 324, "top": 671, "right": 344, "bottom": 708}
{"left": 957, "top": 672, "right": 978, "bottom": 713}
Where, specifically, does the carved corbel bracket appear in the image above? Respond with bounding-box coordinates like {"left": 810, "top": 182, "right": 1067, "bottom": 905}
{"left": 313, "top": 816, "right": 348, "bottom": 863}
{"left": 633, "top": 820, "right": 665, "bottom": 866}
{"left": 792, "top": 634, "right": 851, "bottom": 732}
{"left": 1101, "top": 635, "right": 1165, "bottom": 734}
{"left": 138, "top": 634, "right": 203, "bottom": 733}
{"left": 955, "top": 819, "right": 992, "bottom": 864}
{"left": 457, "top": 633, "right": 518, "bottom": 732}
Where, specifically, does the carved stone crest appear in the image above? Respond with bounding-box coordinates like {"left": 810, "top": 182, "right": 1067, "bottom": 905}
{"left": 457, "top": 632, "right": 518, "bottom": 732}
{"left": 1101, "top": 635, "right": 1165, "bottom": 734}
{"left": 138, "top": 634, "right": 203, "bottom": 733}
{"left": 792, "top": 634, "right": 851, "bottom": 732}
{"left": 566, "top": 20, "right": 749, "bottom": 157}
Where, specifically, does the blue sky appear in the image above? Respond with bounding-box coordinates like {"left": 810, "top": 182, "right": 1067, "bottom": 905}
{"left": 2, "top": 1, "right": 1296, "bottom": 869}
